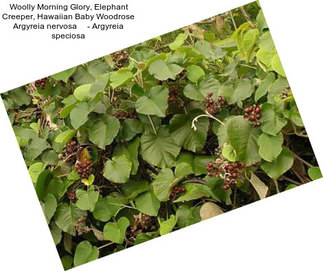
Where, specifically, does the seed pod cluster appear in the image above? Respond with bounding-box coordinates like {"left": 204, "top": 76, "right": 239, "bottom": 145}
{"left": 206, "top": 159, "right": 244, "bottom": 190}
{"left": 63, "top": 140, "right": 78, "bottom": 163}
{"left": 113, "top": 50, "right": 129, "bottom": 68}
{"left": 205, "top": 92, "right": 227, "bottom": 115}
{"left": 243, "top": 104, "right": 262, "bottom": 127}
{"left": 75, "top": 159, "right": 92, "bottom": 179}
{"left": 35, "top": 78, "right": 47, "bottom": 89}
{"left": 169, "top": 186, "right": 187, "bottom": 200}
{"left": 75, "top": 215, "right": 90, "bottom": 236}
{"left": 67, "top": 190, "right": 76, "bottom": 201}
{"left": 127, "top": 213, "right": 154, "bottom": 243}
{"left": 168, "top": 88, "right": 184, "bottom": 106}
{"left": 113, "top": 109, "right": 138, "bottom": 119}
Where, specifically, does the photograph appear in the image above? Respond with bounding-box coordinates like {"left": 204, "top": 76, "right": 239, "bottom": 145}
{"left": 1, "top": 1, "right": 321, "bottom": 269}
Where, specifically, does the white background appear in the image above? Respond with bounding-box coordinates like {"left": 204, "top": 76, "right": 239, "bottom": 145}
{"left": 0, "top": 0, "right": 323, "bottom": 270}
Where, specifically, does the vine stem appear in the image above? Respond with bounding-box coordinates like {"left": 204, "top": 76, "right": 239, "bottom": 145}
{"left": 191, "top": 111, "right": 224, "bottom": 131}
{"left": 291, "top": 150, "right": 314, "bottom": 168}
{"left": 148, "top": 115, "right": 157, "bottom": 135}
{"left": 98, "top": 242, "right": 114, "bottom": 250}
{"left": 229, "top": 11, "right": 237, "bottom": 30}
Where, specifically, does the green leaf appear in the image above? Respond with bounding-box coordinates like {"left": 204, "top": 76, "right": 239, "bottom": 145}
{"left": 174, "top": 183, "right": 214, "bottom": 202}
{"left": 255, "top": 72, "right": 275, "bottom": 101}
{"left": 176, "top": 205, "right": 201, "bottom": 228}
{"left": 24, "top": 138, "right": 50, "bottom": 161}
{"left": 51, "top": 67, "right": 76, "bottom": 82}
{"left": 221, "top": 143, "right": 237, "bottom": 162}
{"left": 110, "top": 69, "right": 133, "bottom": 89}
{"left": 75, "top": 187, "right": 99, "bottom": 212}
{"left": 8, "top": 87, "right": 31, "bottom": 108}
{"left": 73, "top": 241, "right": 99, "bottom": 267}
{"left": 159, "top": 215, "right": 177, "bottom": 235}
{"left": 41, "top": 193, "right": 57, "bottom": 224}
{"left": 169, "top": 33, "right": 188, "bottom": 50}
{"left": 70, "top": 102, "right": 90, "bottom": 129}
{"left": 183, "top": 74, "right": 220, "bottom": 101}
{"left": 218, "top": 79, "right": 253, "bottom": 104}
{"left": 308, "top": 167, "right": 322, "bottom": 181}
{"left": 221, "top": 116, "right": 261, "bottom": 165}
{"left": 186, "top": 65, "right": 205, "bottom": 83}
{"left": 257, "top": 132, "right": 283, "bottom": 162}
{"left": 175, "top": 153, "right": 212, "bottom": 176}
{"left": 73, "top": 59, "right": 109, "bottom": 84}
{"left": 120, "top": 119, "right": 144, "bottom": 141}
{"left": 261, "top": 103, "right": 287, "bottom": 136}
{"left": 113, "top": 137, "right": 140, "bottom": 175}
{"left": 54, "top": 203, "right": 86, "bottom": 235}
{"left": 261, "top": 147, "right": 294, "bottom": 180}
{"left": 93, "top": 196, "right": 121, "bottom": 222}
{"left": 241, "top": 28, "right": 259, "bottom": 60}
{"left": 74, "top": 84, "right": 92, "bottom": 101}
{"left": 135, "top": 86, "right": 168, "bottom": 117}
{"left": 122, "top": 180, "right": 149, "bottom": 200}
{"left": 148, "top": 59, "right": 183, "bottom": 80}
{"left": 152, "top": 169, "right": 181, "bottom": 201}
{"left": 103, "top": 155, "right": 132, "bottom": 183}
{"left": 249, "top": 172, "right": 268, "bottom": 199}
{"left": 140, "top": 126, "right": 181, "bottom": 168}
{"left": 87, "top": 114, "right": 120, "bottom": 149}
{"left": 55, "top": 130, "right": 76, "bottom": 145}
{"left": 103, "top": 217, "right": 130, "bottom": 243}
{"left": 271, "top": 54, "right": 286, "bottom": 77}
{"left": 28, "top": 162, "right": 46, "bottom": 183}
{"left": 50, "top": 222, "right": 62, "bottom": 245}
{"left": 199, "top": 202, "right": 223, "bottom": 220}
{"left": 256, "top": 9, "right": 268, "bottom": 31}
{"left": 135, "top": 190, "right": 160, "bottom": 216}
{"left": 169, "top": 110, "right": 208, "bottom": 152}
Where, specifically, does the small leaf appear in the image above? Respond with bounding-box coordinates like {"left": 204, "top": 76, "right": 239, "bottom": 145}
{"left": 74, "top": 84, "right": 92, "bottom": 101}
{"left": 41, "top": 193, "right": 57, "bottom": 224}
{"left": 261, "top": 147, "right": 294, "bottom": 180}
{"left": 308, "top": 167, "right": 322, "bottom": 181}
{"left": 261, "top": 103, "right": 287, "bottom": 136}
{"left": 174, "top": 183, "right": 214, "bottom": 202}
{"left": 221, "top": 144, "right": 237, "bottom": 162}
{"left": 249, "top": 172, "right": 268, "bottom": 199}
{"left": 169, "top": 33, "right": 188, "bottom": 50}
{"left": 152, "top": 169, "right": 180, "bottom": 201}
{"left": 73, "top": 241, "right": 99, "bottom": 267}
{"left": 93, "top": 196, "right": 121, "bottom": 222}
{"left": 103, "top": 217, "right": 130, "bottom": 243}
{"left": 70, "top": 102, "right": 90, "bottom": 129}
{"left": 110, "top": 69, "right": 133, "bottom": 89}
{"left": 271, "top": 54, "right": 286, "bottom": 77}
{"left": 159, "top": 215, "right": 177, "bottom": 235}
{"left": 103, "top": 155, "right": 132, "bottom": 183}
{"left": 148, "top": 59, "right": 183, "bottom": 81}
{"left": 75, "top": 187, "right": 99, "bottom": 212}
{"left": 28, "top": 162, "right": 46, "bottom": 183}
{"left": 176, "top": 205, "right": 201, "bottom": 228}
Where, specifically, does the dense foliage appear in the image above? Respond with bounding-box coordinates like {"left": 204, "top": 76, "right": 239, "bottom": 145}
{"left": 1, "top": 3, "right": 321, "bottom": 269}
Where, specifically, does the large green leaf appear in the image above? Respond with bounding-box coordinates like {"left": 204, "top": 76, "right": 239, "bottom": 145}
{"left": 103, "top": 155, "right": 132, "bottom": 183}
{"left": 87, "top": 114, "right": 120, "bottom": 149}
{"left": 140, "top": 126, "right": 181, "bottom": 168}
{"left": 55, "top": 130, "right": 76, "bottom": 145}
{"left": 152, "top": 168, "right": 181, "bottom": 201}
{"left": 74, "top": 84, "right": 92, "bottom": 101}
{"left": 103, "top": 217, "right": 130, "bottom": 243}
{"left": 120, "top": 118, "right": 144, "bottom": 141}
{"left": 41, "top": 193, "right": 57, "bottom": 224}
{"left": 261, "top": 147, "right": 294, "bottom": 180}
{"left": 183, "top": 74, "right": 220, "bottom": 101}
{"left": 218, "top": 79, "right": 253, "bottom": 104}
{"left": 75, "top": 187, "right": 99, "bottom": 212}
{"left": 135, "top": 86, "right": 168, "bottom": 117}
{"left": 24, "top": 138, "right": 50, "bottom": 161}
{"left": 51, "top": 67, "right": 77, "bottom": 83}
{"left": 176, "top": 205, "right": 201, "bottom": 228}
{"left": 261, "top": 103, "right": 287, "bottom": 136}
{"left": 255, "top": 72, "right": 275, "bottom": 101}
{"left": 169, "top": 110, "right": 208, "bottom": 152}
{"left": 28, "top": 162, "right": 46, "bottom": 183}
{"left": 186, "top": 65, "right": 205, "bottom": 83}
{"left": 70, "top": 102, "right": 90, "bottom": 129}
{"left": 73, "top": 241, "right": 99, "bottom": 267}
{"left": 221, "top": 116, "right": 261, "bottom": 165}
{"left": 174, "top": 183, "right": 214, "bottom": 202}
{"left": 148, "top": 59, "right": 183, "bottom": 80}
{"left": 308, "top": 167, "right": 322, "bottom": 181}
{"left": 110, "top": 69, "right": 133, "bottom": 89}
{"left": 54, "top": 203, "right": 86, "bottom": 235}
{"left": 135, "top": 190, "right": 160, "bottom": 216}
{"left": 113, "top": 137, "right": 140, "bottom": 175}
{"left": 93, "top": 196, "right": 121, "bottom": 222}
{"left": 257, "top": 132, "right": 283, "bottom": 162}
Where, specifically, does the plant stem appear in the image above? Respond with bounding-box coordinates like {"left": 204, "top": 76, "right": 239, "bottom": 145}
{"left": 148, "top": 115, "right": 157, "bottom": 135}
{"left": 291, "top": 151, "right": 314, "bottom": 168}
{"left": 239, "top": 6, "right": 256, "bottom": 28}
{"left": 191, "top": 112, "right": 224, "bottom": 131}
{"left": 273, "top": 179, "right": 280, "bottom": 193}
{"left": 98, "top": 242, "right": 114, "bottom": 250}
{"left": 229, "top": 11, "right": 237, "bottom": 30}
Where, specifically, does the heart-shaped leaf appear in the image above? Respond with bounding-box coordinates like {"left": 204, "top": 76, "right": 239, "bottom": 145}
{"left": 103, "top": 155, "right": 132, "bottom": 183}
{"left": 103, "top": 217, "right": 130, "bottom": 243}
